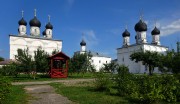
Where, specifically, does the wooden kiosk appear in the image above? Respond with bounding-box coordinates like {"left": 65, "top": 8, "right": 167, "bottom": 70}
{"left": 48, "top": 52, "right": 70, "bottom": 78}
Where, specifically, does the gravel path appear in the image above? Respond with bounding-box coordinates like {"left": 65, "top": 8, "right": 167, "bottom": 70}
{"left": 24, "top": 85, "right": 73, "bottom": 104}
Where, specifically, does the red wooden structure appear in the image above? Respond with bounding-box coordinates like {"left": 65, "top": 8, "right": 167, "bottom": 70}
{"left": 48, "top": 52, "right": 70, "bottom": 78}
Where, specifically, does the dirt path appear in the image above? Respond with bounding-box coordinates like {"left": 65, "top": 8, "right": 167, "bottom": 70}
{"left": 12, "top": 78, "right": 94, "bottom": 85}
{"left": 24, "top": 85, "right": 73, "bottom": 104}
{"left": 13, "top": 79, "right": 94, "bottom": 104}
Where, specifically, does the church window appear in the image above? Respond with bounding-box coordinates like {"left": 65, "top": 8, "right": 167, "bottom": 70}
{"left": 49, "top": 31, "right": 51, "bottom": 34}
{"left": 35, "top": 29, "right": 37, "bottom": 33}
{"left": 99, "top": 60, "right": 101, "bottom": 63}
{"left": 22, "top": 27, "right": 24, "bottom": 32}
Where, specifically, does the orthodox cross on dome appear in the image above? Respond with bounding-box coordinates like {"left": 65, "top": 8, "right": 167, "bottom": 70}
{"left": 125, "top": 24, "right": 128, "bottom": 30}
{"left": 34, "top": 9, "right": 36, "bottom": 17}
{"left": 139, "top": 9, "right": 144, "bottom": 20}
{"left": 82, "top": 32, "right": 85, "bottom": 39}
{"left": 48, "top": 15, "right": 51, "bottom": 22}
{"left": 154, "top": 19, "right": 157, "bottom": 27}
{"left": 21, "top": 10, "right": 24, "bottom": 18}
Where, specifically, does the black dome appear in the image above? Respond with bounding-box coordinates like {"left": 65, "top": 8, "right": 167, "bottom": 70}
{"left": 135, "top": 35, "right": 137, "bottom": 39}
{"left": 42, "top": 30, "right": 46, "bottom": 36}
{"left": 80, "top": 40, "right": 86, "bottom": 46}
{"left": 29, "top": 17, "right": 41, "bottom": 27}
{"left": 151, "top": 27, "right": 160, "bottom": 35}
{"left": 45, "top": 22, "right": 53, "bottom": 29}
{"left": 134, "top": 20, "right": 147, "bottom": 32}
{"left": 122, "top": 29, "right": 130, "bottom": 37}
{"left": 18, "top": 18, "right": 27, "bottom": 26}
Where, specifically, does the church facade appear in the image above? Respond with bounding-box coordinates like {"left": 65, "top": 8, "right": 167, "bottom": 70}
{"left": 9, "top": 10, "right": 62, "bottom": 59}
{"left": 117, "top": 18, "right": 168, "bottom": 73}
{"left": 75, "top": 39, "right": 111, "bottom": 71}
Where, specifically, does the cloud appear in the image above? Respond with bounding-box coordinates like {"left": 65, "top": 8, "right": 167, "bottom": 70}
{"left": 82, "top": 30, "right": 98, "bottom": 49}
{"left": 63, "top": 0, "right": 75, "bottom": 12}
{"left": 160, "top": 19, "right": 180, "bottom": 36}
{"left": 67, "top": 0, "right": 75, "bottom": 7}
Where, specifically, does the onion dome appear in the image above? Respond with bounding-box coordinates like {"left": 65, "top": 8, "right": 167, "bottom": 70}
{"left": 42, "top": 30, "right": 46, "bottom": 36}
{"left": 18, "top": 18, "right": 27, "bottom": 26}
{"left": 29, "top": 17, "right": 41, "bottom": 27}
{"left": 122, "top": 29, "right": 130, "bottom": 37}
{"left": 45, "top": 22, "right": 53, "bottom": 29}
{"left": 80, "top": 39, "right": 86, "bottom": 46}
{"left": 135, "top": 35, "right": 137, "bottom": 39}
{"left": 151, "top": 26, "right": 160, "bottom": 35}
{"left": 134, "top": 20, "right": 147, "bottom": 32}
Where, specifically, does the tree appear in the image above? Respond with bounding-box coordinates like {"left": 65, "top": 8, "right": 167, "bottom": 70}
{"left": 52, "top": 49, "right": 59, "bottom": 55}
{"left": 15, "top": 48, "right": 33, "bottom": 76}
{"left": 130, "top": 51, "right": 162, "bottom": 75}
{"left": 102, "top": 62, "right": 118, "bottom": 73}
{"left": 0, "top": 57, "right": 4, "bottom": 62}
{"left": 34, "top": 47, "right": 49, "bottom": 73}
{"left": 69, "top": 52, "right": 93, "bottom": 75}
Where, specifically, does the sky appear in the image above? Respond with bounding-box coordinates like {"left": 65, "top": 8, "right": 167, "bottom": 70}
{"left": 0, "top": 0, "right": 180, "bottom": 59}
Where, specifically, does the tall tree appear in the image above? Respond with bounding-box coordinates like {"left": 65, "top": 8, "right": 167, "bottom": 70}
{"left": 34, "top": 47, "right": 49, "bottom": 73}
{"left": 15, "top": 48, "right": 33, "bottom": 75}
{"left": 0, "top": 57, "right": 4, "bottom": 62}
{"left": 69, "top": 52, "right": 94, "bottom": 75}
{"left": 130, "top": 51, "right": 161, "bottom": 75}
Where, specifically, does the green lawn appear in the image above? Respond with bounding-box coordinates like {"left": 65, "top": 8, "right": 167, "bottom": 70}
{"left": 8, "top": 72, "right": 95, "bottom": 82}
{"left": 1, "top": 85, "right": 28, "bottom": 104}
{"left": 50, "top": 83, "right": 129, "bottom": 104}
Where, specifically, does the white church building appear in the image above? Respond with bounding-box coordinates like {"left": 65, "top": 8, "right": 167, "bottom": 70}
{"left": 75, "top": 39, "right": 111, "bottom": 71}
{"left": 117, "top": 18, "right": 168, "bottom": 74}
{"left": 9, "top": 10, "right": 62, "bottom": 59}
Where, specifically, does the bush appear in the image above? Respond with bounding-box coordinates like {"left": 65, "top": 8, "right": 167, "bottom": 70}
{"left": 115, "top": 65, "right": 180, "bottom": 103}
{"left": 0, "top": 63, "right": 19, "bottom": 77}
{"left": 129, "top": 75, "right": 180, "bottom": 103}
{"left": 0, "top": 76, "right": 11, "bottom": 103}
{"left": 115, "top": 65, "right": 137, "bottom": 96}
{"left": 94, "top": 71, "right": 111, "bottom": 91}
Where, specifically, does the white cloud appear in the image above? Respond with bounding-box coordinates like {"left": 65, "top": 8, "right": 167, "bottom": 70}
{"left": 67, "top": 0, "right": 75, "bottom": 6}
{"left": 160, "top": 19, "right": 180, "bottom": 36}
{"left": 82, "top": 30, "right": 98, "bottom": 49}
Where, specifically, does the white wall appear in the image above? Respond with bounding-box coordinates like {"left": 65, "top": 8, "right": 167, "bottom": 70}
{"left": 9, "top": 35, "right": 62, "bottom": 59}
{"left": 91, "top": 56, "right": 111, "bottom": 71}
{"left": 117, "top": 44, "right": 168, "bottom": 74}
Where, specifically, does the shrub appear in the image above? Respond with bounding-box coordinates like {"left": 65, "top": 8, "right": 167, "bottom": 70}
{"left": 0, "top": 63, "right": 19, "bottom": 77}
{"left": 94, "top": 71, "right": 111, "bottom": 91}
{"left": 115, "top": 65, "right": 137, "bottom": 96}
{"left": 129, "top": 75, "right": 180, "bottom": 103}
{"left": 0, "top": 76, "right": 11, "bottom": 103}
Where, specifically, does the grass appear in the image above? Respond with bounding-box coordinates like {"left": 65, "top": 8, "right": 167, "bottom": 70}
{"left": 50, "top": 83, "right": 129, "bottom": 104}
{"left": 7, "top": 72, "right": 95, "bottom": 82}
{"left": 1, "top": 85, "right": 28, "bottom": 104}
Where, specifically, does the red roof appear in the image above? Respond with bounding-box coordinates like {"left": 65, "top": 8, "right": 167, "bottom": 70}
{"left": 48, "top": 52, "right": 70, "bottom": 59}
{"left": 0, "top": 59, "right": 15, "bottom": 65}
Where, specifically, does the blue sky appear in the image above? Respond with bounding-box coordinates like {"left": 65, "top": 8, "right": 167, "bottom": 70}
{"left": 0, "top": 0, "right": 180, "bottom": 59}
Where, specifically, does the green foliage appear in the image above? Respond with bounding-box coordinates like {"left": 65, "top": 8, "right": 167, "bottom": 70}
{"left": 15, "top": 48, "right": 33, "bottom": 75}
{"left": 1, "top": 85, "right": 28, "bottom": 104}
{"left": 130, "top": 50, "right": 162, "bottom": 75}
{"left": 114, "top": 65, "right": 180, "bottom": 103}
{"left": 0, "top": 76, "right": 11, "bottom": 103}
{"left": 51, "top": 83, "right": 129, "bottom": 104}
{"left": 69, "top": 53, "right": 94, "bottom": 74}
{"left": 94, "top": 71, "right": 111, "bottom": 91}
{"left": 52, "top": 49, "right": 59, "bottom": 55}
{"left": 0, "top": 57, "right": 4, "bottom": 62}
{"left": 115, "top": 65, "right": 137, "bottom": 96}
{"left": 102, "top": 62, "right": 118, "bottom": 73}
{"left": 34, "top": 47, "right": 49, "bottom": 73}
{"left": 0, "top": 62, "right": 20, "bottom": 77}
